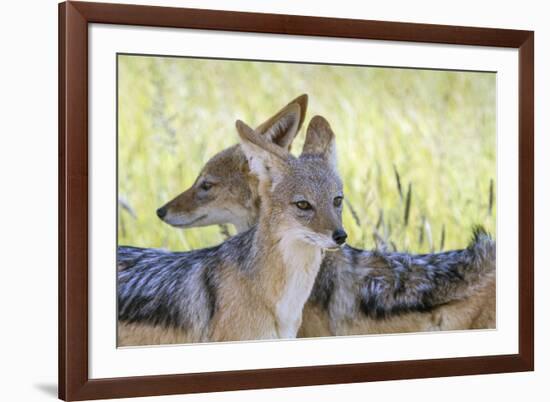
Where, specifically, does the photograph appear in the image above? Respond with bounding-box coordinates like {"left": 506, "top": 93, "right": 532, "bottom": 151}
{"left": 116, "top": 55, "right": 497, "bottom": 347}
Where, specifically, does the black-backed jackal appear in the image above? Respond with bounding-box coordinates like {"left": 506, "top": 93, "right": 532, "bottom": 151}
{"left": 118, "top": 114, "right": 347, "bottom": 345}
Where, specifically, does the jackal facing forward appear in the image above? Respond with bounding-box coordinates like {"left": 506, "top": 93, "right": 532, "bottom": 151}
{"left": 118, "top": 114, "right": 346, "bottom": 345}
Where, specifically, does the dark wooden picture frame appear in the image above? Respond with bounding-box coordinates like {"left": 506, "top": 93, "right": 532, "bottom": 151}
{"left": 59, "top": 1, "right": 534, "bottom": 400}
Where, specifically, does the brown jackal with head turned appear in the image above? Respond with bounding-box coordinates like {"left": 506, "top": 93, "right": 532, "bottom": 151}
{"left": 118, "top": 114, "right": 346, "bottom": 345}
{"left": 135, "top": 94, "right": 496, "bottom": 337}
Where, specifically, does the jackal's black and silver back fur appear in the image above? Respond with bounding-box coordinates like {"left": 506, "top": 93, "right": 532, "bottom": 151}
{"left": 118, "top": 228, "right": 256, "bottom": 334}
{"left": 118, "top": 227, "right": 495, "bottom": 332}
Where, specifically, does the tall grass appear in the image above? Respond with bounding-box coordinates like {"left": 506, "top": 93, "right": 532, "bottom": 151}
{"left": 118, "top": 55, "right": 496, "bottom": 253}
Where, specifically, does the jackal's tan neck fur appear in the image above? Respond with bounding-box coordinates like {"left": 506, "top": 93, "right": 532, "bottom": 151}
{"left": 250, "top": 221, "right": 324, "bottom": 338}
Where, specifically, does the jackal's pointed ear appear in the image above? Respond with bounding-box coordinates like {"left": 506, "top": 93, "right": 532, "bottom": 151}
{"left": 256, "top": 94, "right": 308, "bottom": 150}
{"left": 237, "top": 120, "right": 289, "bottom": 188}
{"left": 302, "top": 116, "right": 337, "bottom": 170}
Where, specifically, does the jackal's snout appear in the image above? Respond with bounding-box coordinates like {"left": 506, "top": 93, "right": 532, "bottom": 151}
{"left": 332, "top": 228, "right": 347, "bottom": 245}
{"left": 156, "top": 206, "right": 167, "bottom": 219}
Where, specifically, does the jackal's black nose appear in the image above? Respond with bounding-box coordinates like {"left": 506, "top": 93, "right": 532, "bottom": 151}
{"left": 156, "top": 206, "right": 167, "bottom": 219}
{"left": 332, "top": 229, "right": 348, "bottom": 245}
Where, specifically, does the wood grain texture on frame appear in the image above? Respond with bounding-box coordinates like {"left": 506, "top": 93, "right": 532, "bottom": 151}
{"left": 58, "top": 1, "right": 534, "bottom": 400}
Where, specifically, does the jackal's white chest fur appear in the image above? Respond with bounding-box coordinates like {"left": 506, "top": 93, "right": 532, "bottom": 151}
{"left": 275, "top": 237, "right": 323, "bottom": 338}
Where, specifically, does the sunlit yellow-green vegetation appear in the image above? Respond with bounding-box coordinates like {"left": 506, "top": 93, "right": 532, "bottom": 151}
{"left": 118, "top": 55, "right": 496, "bottom": 253}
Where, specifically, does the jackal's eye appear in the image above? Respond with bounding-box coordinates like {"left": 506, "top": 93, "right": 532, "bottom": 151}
{"left": 295, "top": 200, "right": 313, "bottom": 211}
{"left": 333, "top": 196, "right": 343, "bottom": 207}
{"left": 199, "top": 181, "right": 213, "bottom": 191}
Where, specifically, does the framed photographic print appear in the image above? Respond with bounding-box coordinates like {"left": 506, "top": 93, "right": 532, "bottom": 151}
{"left": 59, "top": 1, "right": 534, "bottom": 400}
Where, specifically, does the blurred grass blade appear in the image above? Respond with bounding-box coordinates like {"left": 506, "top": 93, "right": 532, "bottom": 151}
{"left": 424, "top": 218, "right": 434, "bottom": 252}
{"left": 393, "top": 164, "right": 403, "bottom": 199}
{"left": 404, "top": 183, "right": 412, "bottom": 226}
{"left": 393, "top": 164, "right": 403, "bottom": 200}
{"left": 418, "top": 216, "right": 425, "bottom": 247}
{"left": 376, "top": 209, "right": 384, "bottom": 230}
{"left": 118, "top": 196, "right": 136, "bottom": 219}
{"left": 345, "top": 198, "right": 362, "bottom": 228}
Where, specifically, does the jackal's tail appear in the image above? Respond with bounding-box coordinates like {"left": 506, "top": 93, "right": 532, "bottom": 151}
{"left": 353, "top": 226, "right": 496, "bottom": 319}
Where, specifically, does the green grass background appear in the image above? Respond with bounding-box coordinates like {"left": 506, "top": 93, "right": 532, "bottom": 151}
{"left": 118, "top": 55, "right": 496, "bottom": 253}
